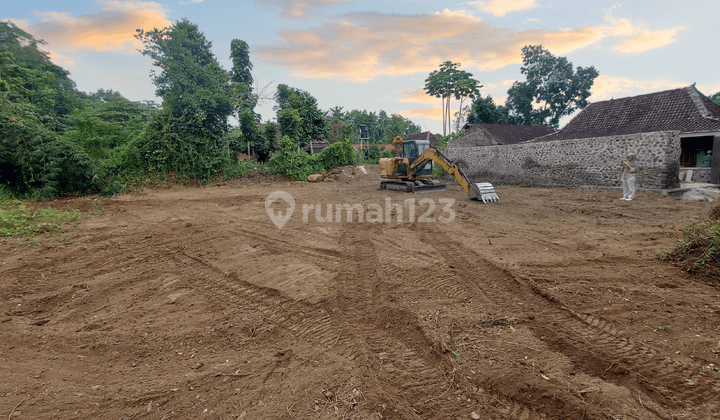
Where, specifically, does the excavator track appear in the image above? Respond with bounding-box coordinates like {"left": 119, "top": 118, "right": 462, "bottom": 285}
{"left": 380, "top": 179, "right": 447, "bottom": 193}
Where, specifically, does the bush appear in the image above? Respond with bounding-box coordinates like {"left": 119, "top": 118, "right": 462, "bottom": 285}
{"left": 316, "top": 141, "right": 356, "bottom": 170}
{"left": 269, "top": 137, "right": 358, "bottom": 180}
{"left": 664, "top": 205, "right": 720, "bottom": 281}
{"left": 269, "top": 136, "right": 319, "bottom": 180}
{"left": 119, "top": 110, "right": 230, "bottom": 179}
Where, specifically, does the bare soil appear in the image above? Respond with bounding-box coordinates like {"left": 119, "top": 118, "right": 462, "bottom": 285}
{"left": 2, "top": 165, "right": 719, "bottom": 419}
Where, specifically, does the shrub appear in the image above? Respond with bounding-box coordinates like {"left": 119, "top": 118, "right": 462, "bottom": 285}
{"left": 269, "top": 136, "right": 320, "bottom": 180}
{"left": 664, "top": 205, "right": 720, "bottom": 281}
{"left": 316, "top": 140, "right": 356, "bottom": 170}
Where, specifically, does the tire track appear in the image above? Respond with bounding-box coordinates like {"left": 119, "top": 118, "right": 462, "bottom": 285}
{"left": 421, "top": 227, "right": 720, "bottom": 411}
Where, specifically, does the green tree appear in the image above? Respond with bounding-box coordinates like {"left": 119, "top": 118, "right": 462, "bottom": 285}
{"left": 133, "top": 19, "right": 234, "bottom": 176}
{"left": 229, "top": 39, "right": 262, "bottom": 159}
{"left": 424, "top": 61, "right": 457, "bottom": 137}
{"left": 274, "top": 84, "right": 328, "bottom": 149}
{"left": 467, "top": 95, "right": 519, "bottom": 125}
{"left": 506, "top": 45, "right": 598, "bottom": 128}
{"left": 0, "top": 21, "right": 86, "bottom": 132}
{"left": 710, "top": 92, "right": 720, "bottom": 106}
{"left": 424, "top": 61, "right": 481, "bottom": 136}
{"left": 229, "top": 39, "right": 253, "bottom": 86}
{"left": 0, "top": 23, "right": 103, "bottom": 198}
{"left": 63, "top": 89, "right": 152, "bottom": 163}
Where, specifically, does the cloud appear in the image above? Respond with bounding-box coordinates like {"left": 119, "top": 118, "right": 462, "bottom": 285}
{"left": 614, "top": 26, "right": 683, "bottom": 53}
{"left": 252, "top": 6, "right": 683, "bottom": 82}
{"left": 601, "top": 14, "right": 683, "bottom": 54}
{"left": 254, "top": 0, "right": 357, "bottom": 20}
{"left": 470, "top": 0, "right": 539, "bottom": 16}
{"left": 396, "top": 87, "right": 436, "bottom": 104}
{"left": 22, "top": 1, "right": 172, "bottom": 54}
{"left": 255, "top": 9, "right": 615, "bottom": 81}
{"left": 590, "top": 75, "right": 688, "bottom": 101}
{"left": 398, "top": 105, "right": 444, "bottom": 120}
{"left": 47, "top": 51, "right": 75, "bottom": 67}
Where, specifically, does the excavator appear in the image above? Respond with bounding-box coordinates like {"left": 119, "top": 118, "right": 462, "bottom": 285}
{"left": 379, "top": 139, "right": 499, "bottom": 203}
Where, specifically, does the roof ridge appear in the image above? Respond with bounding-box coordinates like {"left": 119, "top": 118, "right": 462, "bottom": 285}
{"left": 685, "top": 85, "right": 720, "bottom": 123}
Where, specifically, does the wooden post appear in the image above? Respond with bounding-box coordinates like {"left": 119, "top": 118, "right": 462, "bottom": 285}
{"left": 711, "top": 136, "right": 720, "bottom": 184}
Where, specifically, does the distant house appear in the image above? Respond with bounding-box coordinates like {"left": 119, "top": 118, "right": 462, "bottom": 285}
{"left": 306, "top": 139, "right": 330, "bottom": 154}
{"left": 536, "top": 85, "right": 720, "bottom": 168}
{"left": 405, "top": 131, "right": 440, "bottom": 149}
{"left": 447, "top": 123, "right": 556, "bottom": 149}
{"left": 352, "top": 143, "right": 395, "bottom": 151}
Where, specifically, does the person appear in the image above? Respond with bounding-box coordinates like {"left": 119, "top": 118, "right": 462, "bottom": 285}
{"left": 620, "top": 153, "right": 637, "bottom": 201}
{"left": 703, "top": 150, "right": 712, "bottom": 167}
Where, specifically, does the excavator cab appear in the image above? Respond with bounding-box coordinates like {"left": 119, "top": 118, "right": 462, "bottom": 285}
{"left": 402, "top": 140, "right": 433, "bottom": 176}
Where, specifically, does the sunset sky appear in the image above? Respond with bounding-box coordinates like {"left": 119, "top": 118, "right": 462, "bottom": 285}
{"left": 4, "top": 0, "right": 719, "bottom": 133}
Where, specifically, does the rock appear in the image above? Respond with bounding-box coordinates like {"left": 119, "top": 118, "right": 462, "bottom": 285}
{"left": 168, "top": 293, "right": 184, "bottom": 304}
{"left": 471, "top": 412, "right": 480, "bottom": 419}
{"left": 307, "top": 174, "right": 324, "bottom": 182}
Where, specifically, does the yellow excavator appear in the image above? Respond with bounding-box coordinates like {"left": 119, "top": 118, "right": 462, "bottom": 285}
{"left": 379, "top": 139, "right": 499, "bottom": 202}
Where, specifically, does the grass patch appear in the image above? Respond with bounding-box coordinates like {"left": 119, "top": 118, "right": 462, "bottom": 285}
{"left": 664, "top": 205, "right": 720, "bottom": 281}
{"left": 0, "top": 201, "right": 79, "bottom": 237}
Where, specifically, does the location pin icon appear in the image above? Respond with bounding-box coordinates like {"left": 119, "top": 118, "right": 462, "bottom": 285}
{"left": 265, "top": 191, "right": 295, "bottom": 229}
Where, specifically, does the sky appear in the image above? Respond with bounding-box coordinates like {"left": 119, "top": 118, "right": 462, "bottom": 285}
{"left": 4, "top": 0, "right": 720, "bottom": 134}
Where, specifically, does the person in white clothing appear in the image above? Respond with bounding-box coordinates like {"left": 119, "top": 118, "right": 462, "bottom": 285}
{"left": 620, "top": 153, "right": 637, "bottom": 201}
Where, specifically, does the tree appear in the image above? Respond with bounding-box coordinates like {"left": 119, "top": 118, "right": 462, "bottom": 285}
{"left": 134, "top": 19, "right": 234, "bottom": 176}
{"left": 467, "top": 95, "right": 519, "bottom": 125}
{"left": 229, "top": 39, "right": 262, "bottom": 158}
{"left": 63, "top": 89, "right": 151, "bottom": 162}
{"left": 424, "top": 61, "right": 482, "bottom": 136}
{"left": 273, "top": 84, "right": 327, "bottom": 149}
{"left": 0, "top": 22, "right": 103, "bottom": 198}
{"left": 710, "top": 92, "right": 720, "bottom": 106}
{"left": 0, "top": 21, "right": 86, "bottom": 133}
{"left": 229, "top": 39, "right": 253, "bottom": 86}
{"left": 506, "top": 45, "right": 598, "bottom": 128}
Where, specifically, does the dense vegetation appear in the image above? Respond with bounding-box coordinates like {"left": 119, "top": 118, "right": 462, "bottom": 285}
{"left": 0, "top": 19, "right": 422, "bottom": 199}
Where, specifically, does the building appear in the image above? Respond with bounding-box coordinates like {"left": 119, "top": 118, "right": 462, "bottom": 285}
{"left": 447, "top": 123, "right": 555, "bottom": 148}
{"left": 444, "top": 85, "right": 720, "bottom": 190}
{"left": 537, "top": 85, "right": 720, "bottom": 180}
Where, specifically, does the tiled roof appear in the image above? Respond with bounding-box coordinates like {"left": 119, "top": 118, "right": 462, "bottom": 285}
{"left": 538, "top": 85, "right": 720, "bottom": 141}
{"left": 461, "top": 123, "right": 556, "bottom": 145}
{"left": 405, "top": 131, "right": 440, "bottom": 148}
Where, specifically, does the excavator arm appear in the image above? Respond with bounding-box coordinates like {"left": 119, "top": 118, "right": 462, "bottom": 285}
{"left": 408, "top": 148, "right": 499, "bottom": 202}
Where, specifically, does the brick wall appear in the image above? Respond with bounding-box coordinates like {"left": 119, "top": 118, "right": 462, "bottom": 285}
{"left": 444, "top": 131, "right": 681, "bottom": 191}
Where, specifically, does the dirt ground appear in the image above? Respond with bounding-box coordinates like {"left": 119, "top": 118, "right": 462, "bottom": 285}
{"left": 2, "top": 165, "right": 719, "bottom": 420}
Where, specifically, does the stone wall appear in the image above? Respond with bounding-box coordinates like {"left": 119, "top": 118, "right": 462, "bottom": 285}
{"left": 680, "top": 167, "right": 711, "bottom": 182}
{"left": 444, "top": 131, "right": 681, "bottom": 191}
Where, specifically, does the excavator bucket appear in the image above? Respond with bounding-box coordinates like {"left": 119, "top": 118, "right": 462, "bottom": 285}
{"left": 470, "top": 182, "right": 499, "bottom": 203}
